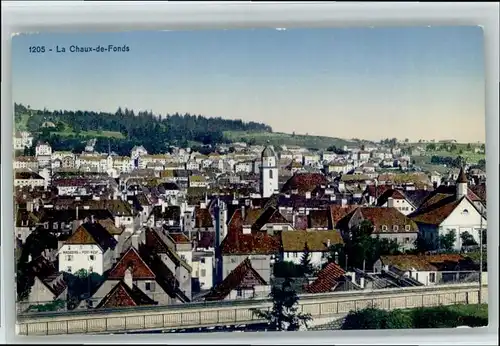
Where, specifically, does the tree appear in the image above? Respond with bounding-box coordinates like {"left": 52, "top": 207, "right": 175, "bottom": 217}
{"left": 439, "top": 230, "right": 457, "bottom": 251}
{"left": 413, "top": 234, "right": 433, "bottom": 253}
{"left": 342, "top": 307, "right": 413, "bottom": 330}
{"left": 251, "top": 278, "right": 311, "bottom": 331}
{"left": 460, "top": 231, "right": 478, "bottom": 248}
{"left": 299, "top": 243, "right": 313, "bottom": 276}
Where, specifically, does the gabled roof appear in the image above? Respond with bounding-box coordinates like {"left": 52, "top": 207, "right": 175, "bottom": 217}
{"left": 205, "top": 258, "right": 266, "bottom": 301}
{"left": 305, "top": 262, "right": 345, "bottom": 294}
{"left": 220, "top": 209, "right": 281, "bottom": 255}
{"left": 376, "top": 189, "right": 411, "bottom": 207}
{"left": 329, "top": 205, "right": 359, "bottom": 228}
{"left": 96, "top": 280, "right": 157, "bottom": 308}
{"left": 144, "top": 228, "right": 191, "bottom": 271}
{"left": 63, "top": 222, "right": 117, "bottom": 252}
{"left": 409, "top": 196, "right": 469, "bottom": 226}
{"left": 108, "top": 247, "right": 156, "bottom": 280}
{"left": 252, "top": 206, "right": 291, "bottom": 231}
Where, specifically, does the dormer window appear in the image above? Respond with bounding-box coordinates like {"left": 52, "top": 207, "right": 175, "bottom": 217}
{"left": 462, "top": 209, "right": 469, "bottom": 215}
{"left": 393, "top": 225, "right": 399, "bottom": 231}
{"left": 381, "top": 225, "right": 388, "bottom": 231}
{"left": 405, "top": 225, "right": 411, "bottom": 231}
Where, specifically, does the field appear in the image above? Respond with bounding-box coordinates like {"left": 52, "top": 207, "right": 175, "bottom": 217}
{"left": 224, "top": 130, "right": 354, "bottom": 150}
{"left": 52, "top": 130, "right": 125, "bottom": 139}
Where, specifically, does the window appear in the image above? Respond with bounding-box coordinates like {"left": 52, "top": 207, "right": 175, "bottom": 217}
{"left": 89, "top": 266, "right": 93, "bottom": 273}
{"left": 269, "top": 170, "right": 273, "bottom": 179}
{"left": 404, "top": 237, "right": 410, "bottom": 244}
{"left": 66, "top": 255, "right": 73, "bottom": 261}
{"left": 429, "top": 273, "right": 436, "bottom": 283}
{"left": 462, "top": 209, "right": 469, "bottom": 215}
{"left": 200, "top": 258, "right": 205, "bottom": 264}
{"left": 393, "top": 225, "right": 399, "bottom": 231}
{"left": 145, "top": 282, "right": 156, "bottom": 291}
{"left": 89, "top": 255, "right": 95, "bottom": 261}
{"left": 236, "top": 289, "right": 243, "bottom": 297}
{"left": 201, "top": 269, "right": 206, "bottom": 277}
{"left": 67, "top": 267, "right": 72, "bottom": 273}
{"left": 415, "top": 272, "right": 419, "bottom": 281}
{"left": 293, "top": 253, "right": 298, "bottom": 258}
{"left": 180, "top": 255, "right": 186, "bottom": 261}
{"left": 381, "top": 225, "right": 388, "bottom": 231}
{"left": 405, "top": 225, "right": 411, "bottom": 231}
{"left": 231, "top": 258, "right": 237, "bottom": 263}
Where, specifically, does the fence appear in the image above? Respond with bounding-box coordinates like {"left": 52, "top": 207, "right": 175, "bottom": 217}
{"left": 17, "top": 283, "right": 488, "bottom": 336}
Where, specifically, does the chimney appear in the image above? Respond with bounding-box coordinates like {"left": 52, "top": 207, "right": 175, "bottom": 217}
{"left": 341, "top": 198, "right": 347, "bottom": 206}
{"left": 124, "top": 267, "right": 133, "bottom": 289}
{"left": 241, "top": 206, "right": 246, "bottom": 221}
{"left": 305, "top": 191, "right": 311, "bottom": 199}
{"left": 91, "top": 215, "right": 95, "bottom": 223}
{"left": 360, "top": 276, "right": 365, "bottom": 288}
{"left": 387, "top": 197, "right": 394, "bottom": 208}
{"left": 327, "top": 239, "right": 331, "bottom": 248}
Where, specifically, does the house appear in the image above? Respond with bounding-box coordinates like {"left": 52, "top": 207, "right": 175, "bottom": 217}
{"left": 373, "top": 254, "right": 479, "bottom": 286}
{"left": 14, "top": 156, "right": 39, "bottom": 170}
{"left": 204, "top": 258, "right": 268, "bottom": 301}
{"left": 14, "top": 170, "right": 45, "bottom": 189}
{"left": 250, "top": 206, "right": 294, "bottom": 234}
{"left": 305, "top": 262, "right": 347, "bottom": 293}
{"left": 281, "top": 172, "right": 329, "bottom": 196}
{"left": 192, "top": 250, "right": 215, "bottom": 291}
{"left": 87, "top": 245, "right": 189, "bottom": 308}
{"left": 35, "top": 141, "right": 52, "bottom": 157}
{"left": 58, "top": 221, "right": 117, "bottom": 275}
{"left": 376, "top": 189, "right": 417, "bottom": 215}
{"left": 219, "top": 209, "right": 281, "bottom": 284}
{"left": 409, "top": 168, "right": 487, "bottom": 251}
{"left": 24, "top": 256, "right": 68, "bottom": 308}
{"left": 144, "top": 228, "right": 192, "bottom": 301}
{"left": 337, "top": 207, "right": 419, "bottom": 251}
{"left": 189, "top": 175, "right": 208, "bottom": 188}
{"left": 95, "top": 279, "right": 157, "bottom": 309}
{"left": 280, "top": 230, "right": 344, "bottom": 268}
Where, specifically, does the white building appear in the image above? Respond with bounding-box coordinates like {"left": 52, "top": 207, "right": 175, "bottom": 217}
{"left": 14, "top": 170, "right": 45, "bottom": 188}
{"left": 192, "top": 251, "right": 214, "bottom": 290}
{"left": 35, "top": 142, "right": 52, "bottom": 157}
{"left": 58, "top": 222, "right": 117, "bottom": 275}
{"left": 260, "top": 144, "right": 279, "bottom": 198}
{"left": 280, "top": 230, "right": 343, "bottom": 268}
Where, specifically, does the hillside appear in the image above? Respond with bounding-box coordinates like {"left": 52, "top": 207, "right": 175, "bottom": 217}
{"left": 223, "top": 131, "right": 353, "bottom": 150}
{"left": 14, "top": 104, "right": 356, "bottom": 155}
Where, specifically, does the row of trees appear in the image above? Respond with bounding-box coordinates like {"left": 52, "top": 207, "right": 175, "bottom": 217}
{"left": 430, "top": 155, "right": 467, "bottom": 168}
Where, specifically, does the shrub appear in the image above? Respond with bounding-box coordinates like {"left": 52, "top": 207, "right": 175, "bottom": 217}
{"left": 409, "top": 306, "right": 462, "bottom": 328}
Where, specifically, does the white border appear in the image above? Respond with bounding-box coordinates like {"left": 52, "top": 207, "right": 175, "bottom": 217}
{"left": 1, "top": 1, "right": 498, "bottom": 344}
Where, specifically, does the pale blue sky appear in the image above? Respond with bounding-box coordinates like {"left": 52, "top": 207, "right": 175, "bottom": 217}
{"left": 12, "top": 26, "right": 485, "bottom": 142}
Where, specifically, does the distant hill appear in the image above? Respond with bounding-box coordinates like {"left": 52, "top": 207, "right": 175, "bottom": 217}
{"left": 14, "top": 103, "right": 355, "bottom": 155}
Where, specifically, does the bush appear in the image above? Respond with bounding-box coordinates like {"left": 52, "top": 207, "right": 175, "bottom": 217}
{"left": 384, "top": 309, "right": 414, "bottom": 329}
{"left": 410, "top": 306, "right": 462, "bottom": 328}
{"left": 342, "top": 308, "right": 391, "bottom": 329}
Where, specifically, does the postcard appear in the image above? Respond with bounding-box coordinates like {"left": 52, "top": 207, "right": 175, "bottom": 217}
{"left": 12, "top": 26, "right": 487, "bottom": 336}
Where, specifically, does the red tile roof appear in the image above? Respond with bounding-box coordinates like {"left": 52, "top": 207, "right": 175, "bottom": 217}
{"left": 281, "top": 173, "right": 329, "bottom": 194}
{"left": 64, "top": 222, "right": 117, "bottom": 252}
{"left": 96, "top": 280, "right": 157, "bottom": 308}
{"left": 204, "top": 258, "right": 266, "bottom": 301}
{"left": 470, "top": 184, "right": 486, "bottom": 202}
{"left": 364, "top": 184, "right": 392, "bottom": 198}
{"left": 409, "top": 198, "right": 462, "bottom": 226}
{"left": 108, "top": 247, "right": 156, "bottom": 280}
{"left": 329, "top": 205, "right": 359, "bottom": 228}
{"left": 356, "top": 207, "right": 419, "bottom": 233}
{"left": 220, "top": 209, "right": 281, "bottom": 255}
{"left": 168, "top": 233, "right": 190, "bottom": 244}
{"left": 380, "top": 254, "right": 465, "bottom": 271}
{"left": 305, "top": 262, "right": 345, "bottom": 294}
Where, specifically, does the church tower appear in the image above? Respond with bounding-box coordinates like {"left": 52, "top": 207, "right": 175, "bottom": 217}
{"left": 456, "top": 166, "right": 468, "bottom": 200}
{"left": 260, "top": 143, "right": 279, "bottom": 198}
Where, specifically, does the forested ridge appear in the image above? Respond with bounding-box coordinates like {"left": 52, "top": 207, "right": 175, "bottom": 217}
{"left": 14, "top": 103, "right": 272, "bottom": 156}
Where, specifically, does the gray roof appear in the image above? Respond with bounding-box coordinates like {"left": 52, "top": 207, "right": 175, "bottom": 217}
{"left": 262, "top": 145, "right": 276, "bottom": 159}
